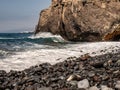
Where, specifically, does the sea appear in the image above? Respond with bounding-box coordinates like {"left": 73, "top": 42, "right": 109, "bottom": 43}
{"left": 0, "top": 32, "right": 120, "bottom": 72}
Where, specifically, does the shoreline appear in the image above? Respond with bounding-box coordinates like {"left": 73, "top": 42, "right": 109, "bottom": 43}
{"left": 0, "top": 42, "right": 120, "bottom": 72}
{"left": 0, "top": 50, "right": 120, "bottom": 90}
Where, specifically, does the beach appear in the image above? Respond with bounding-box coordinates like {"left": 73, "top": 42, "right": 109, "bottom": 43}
{"left": 0, "top": 33, "right": 120, "bottom": 90}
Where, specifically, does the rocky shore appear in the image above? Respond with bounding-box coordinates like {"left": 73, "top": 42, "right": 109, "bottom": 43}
{"left": 0, "top": 50, "right": 120, "bottom": 90}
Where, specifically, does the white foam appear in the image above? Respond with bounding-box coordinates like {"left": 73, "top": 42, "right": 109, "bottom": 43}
{"left": 29, "top": 32, "right": 65, "bottom": 41}
{"left": 0, "top": 42, "right": 120, "bottom": 72}
{"left": 0, "top": 50, "right": 8, "bottom": 55}
{"left": 29, "top": 32, "right": 61, "bottom": 38}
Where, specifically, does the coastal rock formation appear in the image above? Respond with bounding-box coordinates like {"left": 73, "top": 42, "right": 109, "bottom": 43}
{"left": 35, "top": 0, "right": 120, "bottom": 41}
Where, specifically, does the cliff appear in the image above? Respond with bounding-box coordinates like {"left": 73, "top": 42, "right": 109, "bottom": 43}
{"left": 35, "top": 0, "right": 120, "bottom": 41}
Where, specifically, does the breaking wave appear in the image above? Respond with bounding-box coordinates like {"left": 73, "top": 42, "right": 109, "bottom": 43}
{"left": 0, "top": 32, "right": 120, "bottom": 72}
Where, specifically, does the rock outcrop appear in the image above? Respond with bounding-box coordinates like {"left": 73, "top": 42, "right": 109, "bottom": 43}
{"left": 35, "top": 0, "right": 120, "bottom": 41}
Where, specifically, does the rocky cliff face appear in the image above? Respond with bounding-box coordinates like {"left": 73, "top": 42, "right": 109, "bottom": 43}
{"left": 35, "top": 0, "right": 120, "bottom": 41}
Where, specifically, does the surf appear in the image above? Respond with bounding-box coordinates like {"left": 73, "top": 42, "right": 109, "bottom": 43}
{"left": 0, "top": 32, "right": 120, "bottom": 72}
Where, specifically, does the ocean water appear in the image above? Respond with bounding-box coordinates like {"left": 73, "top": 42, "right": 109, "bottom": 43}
{"left": 0, "top": 32, "right": 120, "bottom": 72}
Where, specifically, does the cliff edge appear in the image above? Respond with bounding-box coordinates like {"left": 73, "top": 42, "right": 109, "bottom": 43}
{"left": 35, "top": 0, "right": 120, "bottom": 41}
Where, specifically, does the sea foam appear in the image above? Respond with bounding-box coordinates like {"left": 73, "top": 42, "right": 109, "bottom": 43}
{"left": 0, "top": 33, "right": 120, "bottom": 72}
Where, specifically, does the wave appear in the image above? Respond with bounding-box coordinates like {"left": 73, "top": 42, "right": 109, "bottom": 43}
{"left": 28, "top": 32, "right": 66, "bottom": 43}
{"left": 20, "top": 31, "right": 33, "bottom": 34}
{"left": 0, "top": 32, "right": 120, "bottom": 72}
{"left": 0, "top": 32, "right": 66, "bottom": 44}
{"left": 0, "top": 42, "right": 120, "bottom": 72}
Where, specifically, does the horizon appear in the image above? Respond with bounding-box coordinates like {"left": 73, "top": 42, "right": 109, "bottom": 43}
{"left": 0, "top": 0, "right": 50, "bottom": 33}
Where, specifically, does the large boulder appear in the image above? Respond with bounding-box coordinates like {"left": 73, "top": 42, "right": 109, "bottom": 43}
{"left": 35, "top": 0, "right": 120, "bottom": 41}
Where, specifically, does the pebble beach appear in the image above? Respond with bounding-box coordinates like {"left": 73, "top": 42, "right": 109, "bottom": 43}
{"left": 0, "top": 48, "right": 120, "bottom": 90}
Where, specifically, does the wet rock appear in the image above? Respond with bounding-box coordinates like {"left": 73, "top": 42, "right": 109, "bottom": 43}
{"left": 77, "top": 79, "right": 89, "bottom": 89}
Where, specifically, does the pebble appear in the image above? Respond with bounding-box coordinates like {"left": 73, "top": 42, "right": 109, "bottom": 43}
{"left": 89, "top": 86, "right": 99, "bottom": 90}
{"left": 116, "top": 60, "right": 120, "bottom": 65}
{"left": 101, "top": 85, "right": 113, "bottom": 90}
{"left": 67, "top": 74, "right": 81, "bottom": 81}
{"left": 38, "top": 87, "right": 52, "bottom": 90}
{"left": 77, "top": 79, "right": 89, "bottom": 89}
{"left": 0, "top": 51, "right": 120, "bottom": 89}
{"left": 69, "top": 81, "right": 78, "bottom": 86}
{"left": 88, "top": 71, "right": 95, "bottom": 77}
{"left": 115, "top": 81, "right": 120, "bottom": 89}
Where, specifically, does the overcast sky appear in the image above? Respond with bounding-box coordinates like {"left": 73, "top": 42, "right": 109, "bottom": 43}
{"left": 0, "top": 0, "right": 50, "bottom": 33}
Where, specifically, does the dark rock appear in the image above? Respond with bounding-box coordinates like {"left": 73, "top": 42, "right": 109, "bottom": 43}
{"left": 90, "top": 61, "right": 104, "bottom": 68}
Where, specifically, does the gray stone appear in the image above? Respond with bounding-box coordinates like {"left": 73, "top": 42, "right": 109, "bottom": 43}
{"left": 77, "top": 79, "right": 89, "bottom": 89}
{"left": 67, "top": 74, "right": 81, "bottom": 81}
{"left": 89, "top": 86, "right": 99, "bottom": 90}
{"left": 37, "top": 87, "right": 52, "bottom": 90}
{"left": 69, "top": 81, "right": 78, "bottom": 86}
{"left": 116, "top": 60, "right": 120, "bottom": 65}
{"left": 115, "top": 81, "right": 120, "bottom": 89}
{"left": 101, "top": 85, "right": 113, "bottom": 90}
{"left": 88, "top": 71, "right": 95, "bottom": 77}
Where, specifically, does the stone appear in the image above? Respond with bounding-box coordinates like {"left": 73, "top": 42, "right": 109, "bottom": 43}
{"left": 0, "top": 51, "right": 120, "bottom": 89}
{"left": 80, "top": 54, "right": 91, "bottom": 61}
{"left": 101, "top": 85, "right": 113, "bottom": 90}
{"left": 77, "top": 79, "right": 89, "bottom": 89}
{"left": 67, "top": 74, "right": 81, "bottom": 81}
{"left": 88, "top": 71, "right": 95, "bottom": 77}
{"left": 35, "top": 0, "right": 120, "bottom": 41}
{"left": 25, "top": 85, "right": 34, "bottom": 90}
{"left": 69, "top": 81, "right": 78, "bottom": 86}
{"left": 37, "top": 87, "right": 52, "bottom": 90}
{"left": 115, "top": 81, "right": 120, "bottom": 89}
{"left": 89, "top": 86, "right": 99, "bottom": 90}
{"left": 5, "top": 89, "right": 10, "bottom": 90}
{"left": 116, "top": 60, "right": 120, "bottom": 65}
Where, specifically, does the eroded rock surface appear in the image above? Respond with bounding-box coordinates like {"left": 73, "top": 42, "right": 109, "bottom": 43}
{"left": 35, "top": 0, "right": 120, "bottom": 41}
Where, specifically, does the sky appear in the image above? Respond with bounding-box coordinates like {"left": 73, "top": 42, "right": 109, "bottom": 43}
{"left": 0, "top": 0, "right": 51, "bottom": 33}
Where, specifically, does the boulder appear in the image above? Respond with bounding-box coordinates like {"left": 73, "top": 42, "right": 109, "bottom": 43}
{"left": 35, "top": 0, "right": 120, "bottom": 41}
